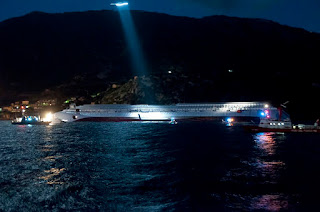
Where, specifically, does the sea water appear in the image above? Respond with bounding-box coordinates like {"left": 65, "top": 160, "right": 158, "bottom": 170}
{"left": 0, "top": 121, "right": 320, "bottom": 211}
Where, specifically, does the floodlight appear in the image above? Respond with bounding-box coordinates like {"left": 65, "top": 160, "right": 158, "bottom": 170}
{"left": 110, "top": 2, "right": 129, "bottom": 7}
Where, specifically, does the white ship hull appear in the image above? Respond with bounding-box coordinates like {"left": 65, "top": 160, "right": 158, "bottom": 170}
{"left": 53, "top": 102, "right": 279, "bottom": 123}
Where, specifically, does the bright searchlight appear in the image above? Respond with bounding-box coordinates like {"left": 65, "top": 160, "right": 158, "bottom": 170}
{"left": 43, "top": 112, "right": 53, "bottom": 122}
{"left": 111, "top": 2, "right": 129, "bottom": 7}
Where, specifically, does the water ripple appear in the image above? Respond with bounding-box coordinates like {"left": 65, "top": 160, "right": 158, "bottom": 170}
{"left": 0, "top": 121, "right": 320, "bottom": 210}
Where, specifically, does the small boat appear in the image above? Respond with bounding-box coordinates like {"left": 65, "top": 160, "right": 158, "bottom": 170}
{"left": 12, "top": 116, "right": 51, "bottom": 125}
{"left": 244, "top": 119, "right": 320, "bottom": 133}
{"left": 222, "top": 118, "right": 234, "bottom": 127}
{"left": 169, "top": 118, "right": 178, "bottom": 125}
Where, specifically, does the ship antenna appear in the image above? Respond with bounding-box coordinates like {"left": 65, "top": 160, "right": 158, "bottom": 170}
{"left": 278, "top": 101, "right": 290, "bottom": 121}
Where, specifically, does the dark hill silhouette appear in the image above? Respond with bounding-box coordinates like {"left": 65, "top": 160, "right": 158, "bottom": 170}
{"left": 0, "top": 10, "right": 319, "bottom": 119}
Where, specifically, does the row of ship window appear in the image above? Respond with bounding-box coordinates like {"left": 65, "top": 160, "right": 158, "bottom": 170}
{"left": 75, "top": 108, "right": 258, "bottom": 113}
{"left": 269, "top": 123, "right": 285, "bottom": 126}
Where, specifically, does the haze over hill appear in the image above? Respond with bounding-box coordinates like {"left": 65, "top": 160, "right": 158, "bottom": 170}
{"left": 0, "top": 10, "right": 319, "bottom": 119}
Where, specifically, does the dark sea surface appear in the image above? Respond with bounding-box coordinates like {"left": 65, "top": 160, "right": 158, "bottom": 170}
{"left": 1, "top": 120, "right": 320, "bottom": 211}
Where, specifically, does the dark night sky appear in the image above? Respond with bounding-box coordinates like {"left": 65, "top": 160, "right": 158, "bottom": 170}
{"left": 0, "top": 0, "right": 320, "bottom": 32}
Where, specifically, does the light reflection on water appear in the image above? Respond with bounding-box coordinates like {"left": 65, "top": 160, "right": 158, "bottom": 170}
{"left": 251, "top": 194, "right": 289, "bottom": 211}
{"left": 218, "top": 132, "right": 290, "bottom": 211}
{"left": 254, "top": 132, "right": 278, "bottom": 155}
{"left": 0, "top": 121, "right": 320, "bottom": 210}
{"left": 253, "top": 132, "right": 286, "bottom": 178}
{"left": 249, "top": 132, "right": 288, "bottom": 211}
{"left": 40, "top": 168, "right": 66, "bottom": 185}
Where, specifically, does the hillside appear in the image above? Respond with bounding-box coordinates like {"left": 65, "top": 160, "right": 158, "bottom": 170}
{"left": 0, "top": 10, "right": 320, "bottom": 119}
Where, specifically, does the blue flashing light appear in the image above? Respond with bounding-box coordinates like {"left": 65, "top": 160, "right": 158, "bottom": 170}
{"left": 227, "top": 118, "right": 232, "bottom": 123}
{"left": 28, "top": 117, "right": 32, "bottom": 121}
{"left": 260, "top": 112, "right": 265, "bottom": 116}
{"left": 226, "top": 123, "right": 233, "bottom": 127}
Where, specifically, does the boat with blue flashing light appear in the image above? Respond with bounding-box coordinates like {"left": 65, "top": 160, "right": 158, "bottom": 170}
{"left": 11, "top": 113, "right": 53, "bottom": 125}
{"left": 243, "top": 106, "right": 320, "bottom": 133}
{"left": 244, "top": 119, "right": 320, "bottom": 133}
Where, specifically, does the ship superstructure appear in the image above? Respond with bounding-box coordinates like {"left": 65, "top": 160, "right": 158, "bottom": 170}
{"left": 53, "top": 102, "right": 281, "bottom": 123}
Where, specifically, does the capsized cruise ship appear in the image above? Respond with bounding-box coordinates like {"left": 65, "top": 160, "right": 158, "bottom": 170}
{"left": 53, "top": 102, "right": 284, "bottom": 123}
